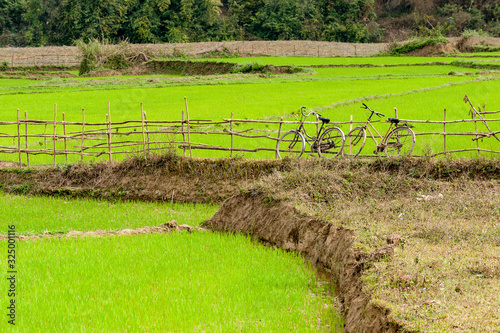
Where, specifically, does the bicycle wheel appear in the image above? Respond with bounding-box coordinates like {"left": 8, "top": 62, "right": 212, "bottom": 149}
{"left": 276, "top": 130, "right": 306, "bottom": 159}
{"left": 342, "top": 127, "right": 367, "bottom": 157}
{"left": 384, "top": 126, "right": 415, "bottom": 157}
{"left": 317, "top": 127, "right": 345, "bottom": 158}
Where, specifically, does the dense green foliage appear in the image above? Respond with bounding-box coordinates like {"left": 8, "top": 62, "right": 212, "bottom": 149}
{"left": 2, "top": 0, "right": 497, "bottom": 46}
{"left": 376, "top": 0, "right": 500, "bottom": 39}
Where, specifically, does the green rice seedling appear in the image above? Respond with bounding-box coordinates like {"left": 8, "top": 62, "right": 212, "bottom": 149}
{"left": 328, "top": 79, "right": 500, "bottom": 157}
{"left": 2, "top": 232, "right": 342, "bottom": 332}
{"left": 0, "top": 192, "right": 218, "bottom": 234}
{"left": 0, "top": 55, "right": 497, "bottom": 161}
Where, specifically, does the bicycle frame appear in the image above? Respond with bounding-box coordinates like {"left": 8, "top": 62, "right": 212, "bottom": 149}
{"left": 359, "top": 104, "right": 398, "bottom": 151}
{"left": 361, "top": 119, "right": 396, "bottom": 150}
{"left": 296, "top": 108, "right": 328, "bottom": 149}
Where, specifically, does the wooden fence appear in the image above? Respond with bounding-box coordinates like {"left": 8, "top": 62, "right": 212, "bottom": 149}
{"left": 1, "top": 54, "right": 80, "bottom": 67}
{"left": 1, "top": 96, "right": 499, "bottom": 167}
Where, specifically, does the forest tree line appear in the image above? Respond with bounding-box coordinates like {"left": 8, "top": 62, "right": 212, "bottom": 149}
{"left": 0, "top": 0, "right": 498, "bottom": 47}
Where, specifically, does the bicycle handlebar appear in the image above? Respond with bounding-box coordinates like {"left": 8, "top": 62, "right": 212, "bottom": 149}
{"left": 361, "top": 103, "right": 385, "bottom": 117}
{"left": 300, "top": 106, "right": 321, "bottom": 119}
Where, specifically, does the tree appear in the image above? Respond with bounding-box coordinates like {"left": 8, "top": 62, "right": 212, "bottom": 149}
{"left": 53, "top": 0, "right": 129, "bottom": 44}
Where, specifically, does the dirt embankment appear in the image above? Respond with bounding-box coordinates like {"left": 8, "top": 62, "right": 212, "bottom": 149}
{"left": 144, "top": 59, "right": 294, "bottom": 76}
{"left": 0, "top": 154, "right": 292, "bottom": 203}
{"left": 203, "top": 158, "right": 500, "bottom": 332}
{"left": 203, "top": 193, "right": 403, "bottom": 333}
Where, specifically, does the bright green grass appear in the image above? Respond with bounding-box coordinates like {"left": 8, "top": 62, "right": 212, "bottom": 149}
{"left": 0, "top": 78, "right": 40, "bottom": 88}
{"left": 0, "top": 192, "right": 218, "bottom": 234}
{"left": 75, "top": 73, "right": 181, "bottom": 80}
{"left": 327, "top": 79, "right": 500, "bottom": 157}
{"left": 0, "top": 74, "right": 480, "bottom": 162}
{"left": 2, "top": 232, "right": 341, "bottom": 332}
{"left": 311, "top": 65, "right": 484, "bottom": 79}
{"left": 0, "top": 56, "right": 498, "bottom": 162}
{"left": 0, "top": 76, "right": 476, "bottom": 123}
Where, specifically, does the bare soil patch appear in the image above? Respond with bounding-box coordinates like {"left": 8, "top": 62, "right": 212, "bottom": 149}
{"left": 0, "top": 220, "right": 202, "bottom": 240}
{"left": 0, "top": 154, "right": 293, "bottom": 203}
{"left": 0, "top": 161, "right": 19, "bottom": 168}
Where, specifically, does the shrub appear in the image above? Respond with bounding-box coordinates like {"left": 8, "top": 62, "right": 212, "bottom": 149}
{"left": 0, "top": 60, "right": 8, "bottom": 71}
{"left": 76, "top": 39, "right": 132, "bottom": 75}
{"left": 388, "top": 36, "right": 448, "bottom": 56}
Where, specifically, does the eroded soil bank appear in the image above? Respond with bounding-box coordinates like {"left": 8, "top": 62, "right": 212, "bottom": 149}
{"left": 203, "top": 193, "right": 403, "bottom": 333}
{"left": 0, "top": 155, "right": 292, "bottom": 203}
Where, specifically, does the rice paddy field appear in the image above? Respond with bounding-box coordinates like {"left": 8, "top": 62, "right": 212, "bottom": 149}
{"left": 0, "top": 53, "right": 499, "bottom": 164}
{"left": 0, "top": 193, "right": 342, "bottom": 332}
{"left": 0, "top": 51, "right": 499, "bottom": 331}
{"left": 0, "top": 50, "right": 500, "bottom": 332}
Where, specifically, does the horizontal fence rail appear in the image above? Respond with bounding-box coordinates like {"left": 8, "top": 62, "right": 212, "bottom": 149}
{"left": 0, "top": 96, "right": 499, "bottom": 167}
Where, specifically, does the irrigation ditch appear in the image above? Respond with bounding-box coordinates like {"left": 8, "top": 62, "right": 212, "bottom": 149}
{"left": 1, "top": 154, "right": 500, "bottom": 331}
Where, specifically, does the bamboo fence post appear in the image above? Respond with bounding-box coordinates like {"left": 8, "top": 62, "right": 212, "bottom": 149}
{"left": 276, "top": 117, "right": 283, "bottom": 159}
{"left": 16, "top": 109, "right": 21, "bottom": 166}
{"left": 108, "top": 101, "right": 112, "bottom": 161}
{"left": 474, "top": 110, "right": 480, "bottom": 157}
{"left": 181, "top": 110, "right": 186, "bottom": 157}
{"left": 144, "top": 111, "right": 151, "bottom": 154}
{"left": 141, "top": 103, "right": 146, "bottom": 156}
{"left": 106, "top": 115, "right": 112, "bottom": 162}
{"left": 184, "top": 97, "right": 192, "bottom": 158}
{"left": 81, "top": 109, "right": 85, "bottom": 162}
{"left": 53, "top": 104, "right": 57, "bottom": 166}
{"left": 63, "top": 112, "right": 68, "bottom": 164}
{"left": 44, "top": 123, "right": 47, "bottom": 149}
{"left": 443, "top": 109, "right": 447, "bottom": 158}
{"left": 349, "top": 115, "right": 354, "bottom": 153}
{"left": 24, "top": 111, "right": 29, "bottom": 167}
{"left": 316, "top": 114, "right": 319, "bottom": 138}
{"left": 230, "top": 112, "right": 233, "bottom": 157}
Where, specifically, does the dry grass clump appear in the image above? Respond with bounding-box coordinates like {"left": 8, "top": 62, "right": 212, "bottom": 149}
{"left": 249, "top": 157, "right": 500, "bottom": 332}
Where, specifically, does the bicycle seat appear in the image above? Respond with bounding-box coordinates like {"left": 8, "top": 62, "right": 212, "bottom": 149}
{"left": 319, "top": 117, "right": 330, "bottom": 124}
{"left": 387, "top": 118, "right": 400, "bottom": 124}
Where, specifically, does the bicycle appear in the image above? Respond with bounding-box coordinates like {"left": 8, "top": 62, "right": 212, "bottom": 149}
{"left": 342, "top": 103, "right": 416, "bottom": 157}
{"left": 276, "top": 106, "right": 345, "bottom": 159}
